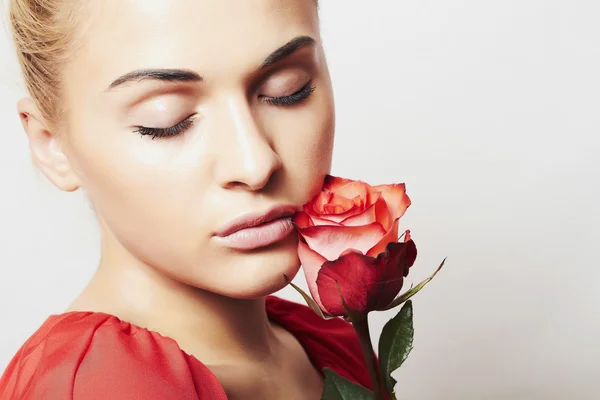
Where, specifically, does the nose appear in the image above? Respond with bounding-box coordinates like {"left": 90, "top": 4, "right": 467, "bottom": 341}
{"left": 213, "top": 96, "right": 282, "bottom": 191}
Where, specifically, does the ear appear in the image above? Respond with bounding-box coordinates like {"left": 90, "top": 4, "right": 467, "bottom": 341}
{"left": 17, "top": 98, "right": 81, "bottom": 192}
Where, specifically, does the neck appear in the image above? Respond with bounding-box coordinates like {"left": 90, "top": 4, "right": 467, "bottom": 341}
{"left": 70, "top": 227, "right": 281, "bottom": 364}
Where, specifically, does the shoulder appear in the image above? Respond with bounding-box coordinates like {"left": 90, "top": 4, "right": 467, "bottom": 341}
{"left": 266, "top": 296, "right": 371, "bottom": 388}
{"left": 0, "top": 312, "right": 226, "bottom": 400}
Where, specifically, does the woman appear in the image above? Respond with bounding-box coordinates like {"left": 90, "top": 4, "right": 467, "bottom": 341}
{"left": 0, "top": 0, "right": 372, "bottom": 399}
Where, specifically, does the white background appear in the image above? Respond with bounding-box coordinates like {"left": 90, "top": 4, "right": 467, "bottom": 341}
{"left": 1, "top": 1, "right": 599, "bottom": 399}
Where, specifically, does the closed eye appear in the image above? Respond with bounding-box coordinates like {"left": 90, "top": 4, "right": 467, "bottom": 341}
{"left": 133, "top": 113, "right": 197, "bottom": 140}
{"left": 260, "top": 81, "right": 316, "bottom": 106}
{"left": 132, "top": 81, "right": 315, "bottom": 140}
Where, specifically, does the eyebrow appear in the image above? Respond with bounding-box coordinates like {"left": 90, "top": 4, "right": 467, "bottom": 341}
{"left": 260, "top": 35, "right": 316, "bottom": 69}
{"left": 107, "top": 69, "right": 202, "bottom": 90}
{"left": 106, "top": 35, "right": 317, "bottom": 91}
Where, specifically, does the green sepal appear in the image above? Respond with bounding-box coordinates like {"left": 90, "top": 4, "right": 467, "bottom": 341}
{"left": 283, "top": 274, "right": 331, "bottom": 319}
{"left": 382, "top": 258, "right": 446, "bottom": 311}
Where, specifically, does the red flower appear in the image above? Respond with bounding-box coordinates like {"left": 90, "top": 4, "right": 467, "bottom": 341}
{"left": 294, "top": 175, "right": 417, "bottom": 316}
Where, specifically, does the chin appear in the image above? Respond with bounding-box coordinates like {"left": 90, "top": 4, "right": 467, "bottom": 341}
{"left": 218, "top": 233, "right": 302, "bottom": 299}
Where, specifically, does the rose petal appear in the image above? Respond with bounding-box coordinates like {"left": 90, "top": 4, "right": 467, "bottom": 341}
{"left": 312, "top": 194, "right": 369, "bottom": 223}
{"left": 312, "top": 192, "right": 333, "bottom": 214}
{"left": 328, "top": 193, "right": 360, "bottom": 213}
{"left": 323, "top": 175, "right": 354, "bottom": 192}
{"left": 340, "top": 192, "right": 382, "bottom": 227}
{"left": 311, "top": 192, "right": 359, "bottom": 216}
{"left": 302, "top": 199, "right": 347, "bottom": 225}
{"left": 330, "top": 181, "right": 369, "bottom": 203}
{"left": 306, "top": 180, "right": 372, "bottom": 222}
{"left": 372, "top": 183, "right": 411, "bottom": 221}
{"left": 316, "top": 206, "right": 362, "bottom": 223}
{"left": 316, "top": 239, "right": 418, "bottom": 316}
{"left": 298, "top": 222, "right": 387, "bottom": 261}
{"left": 364, "top": 190, "right": 381, "bottom": 208}
{"left": 292, "top": 211, "right": 315, "bottom": 229}
{"left": 366, "top": 219, "right": 400, "bottom": 257}
{"left": 297, "top": 240, "right": 329, "bottom": 312}
{"left": 310, "top": 215, "right": 344, "bottom": 227}
{"left": 373, "top": 194, "right": 392, "bottom": 230}
{"left": 340, "top": 248, "right": 364, "bottom": 257}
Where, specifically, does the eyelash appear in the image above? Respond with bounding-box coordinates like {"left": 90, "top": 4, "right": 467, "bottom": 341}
{"left": 134, "top": 82, "right": 316, "bottom": 140}
{"left": 260, "top": 81, "right": 316, "bottom": 106}
{"left": 133, "top": 114, "right": 197, "bottom": 140}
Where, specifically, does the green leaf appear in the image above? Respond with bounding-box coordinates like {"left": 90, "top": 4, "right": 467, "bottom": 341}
{"left": 321, "top": 368, "right": 374, "bottom": 400}
{"left": 378, "top": 300, "right": 414, "bottom": 398}
{"left": 382, "top": 258, "right": 446, "bottom": 311}
{"left": 283, "top": 274, "right": 329, "bottom": 319}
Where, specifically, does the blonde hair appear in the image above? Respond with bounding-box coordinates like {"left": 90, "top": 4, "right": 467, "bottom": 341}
{"left": 9, "top": 0, "right": 89, "bottom": 130}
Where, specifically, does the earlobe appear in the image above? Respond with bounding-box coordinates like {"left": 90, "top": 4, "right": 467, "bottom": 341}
{"left": 17, "top": 98, "right": 81, "bottom": 192}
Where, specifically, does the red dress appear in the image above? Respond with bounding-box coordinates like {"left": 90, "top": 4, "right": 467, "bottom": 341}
{"left": 0, "top": 296, "right": 371, "bottom": 399}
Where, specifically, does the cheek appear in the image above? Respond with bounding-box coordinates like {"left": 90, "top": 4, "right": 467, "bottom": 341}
{"left": 67, "top": 118, "right": 213, "bottom": 253}
{"left": 81, "top": 153, "right": 188, "bottom": 240}
{"left": 277, "top": 86, "right": 336, "bottom": 202}
{"left": 73, "top": 145, "right": 220, "bottom": 285}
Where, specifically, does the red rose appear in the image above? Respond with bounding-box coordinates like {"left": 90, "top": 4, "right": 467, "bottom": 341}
{"left": 293, "top": 175, "right": 417, "bottom": 316}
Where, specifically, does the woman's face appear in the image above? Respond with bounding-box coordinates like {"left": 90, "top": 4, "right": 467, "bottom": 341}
{"left": 57, "top": 0, "right": 334, "bottom": 298}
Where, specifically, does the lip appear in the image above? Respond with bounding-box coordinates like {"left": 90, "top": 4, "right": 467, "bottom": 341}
{"left": 214, "top": 205, "right": 298, "bottom": 238}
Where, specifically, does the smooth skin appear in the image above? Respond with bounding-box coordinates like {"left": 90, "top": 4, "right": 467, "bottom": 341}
{"left": 17, "top": 0, "right": 334, "bottom": 398}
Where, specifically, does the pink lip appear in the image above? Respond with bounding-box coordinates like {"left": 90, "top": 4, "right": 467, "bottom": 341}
{"left": 213, "top": 205, "right": 298, "bottom": 250}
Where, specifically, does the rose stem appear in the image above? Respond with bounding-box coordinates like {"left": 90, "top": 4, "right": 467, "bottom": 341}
{"left": 352, "top": 314, "right": 386, "bottom": 400}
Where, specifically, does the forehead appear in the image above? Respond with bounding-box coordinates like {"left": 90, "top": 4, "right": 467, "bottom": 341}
{"left": 66, "top": 0, "right": 319, "bottom": 89}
